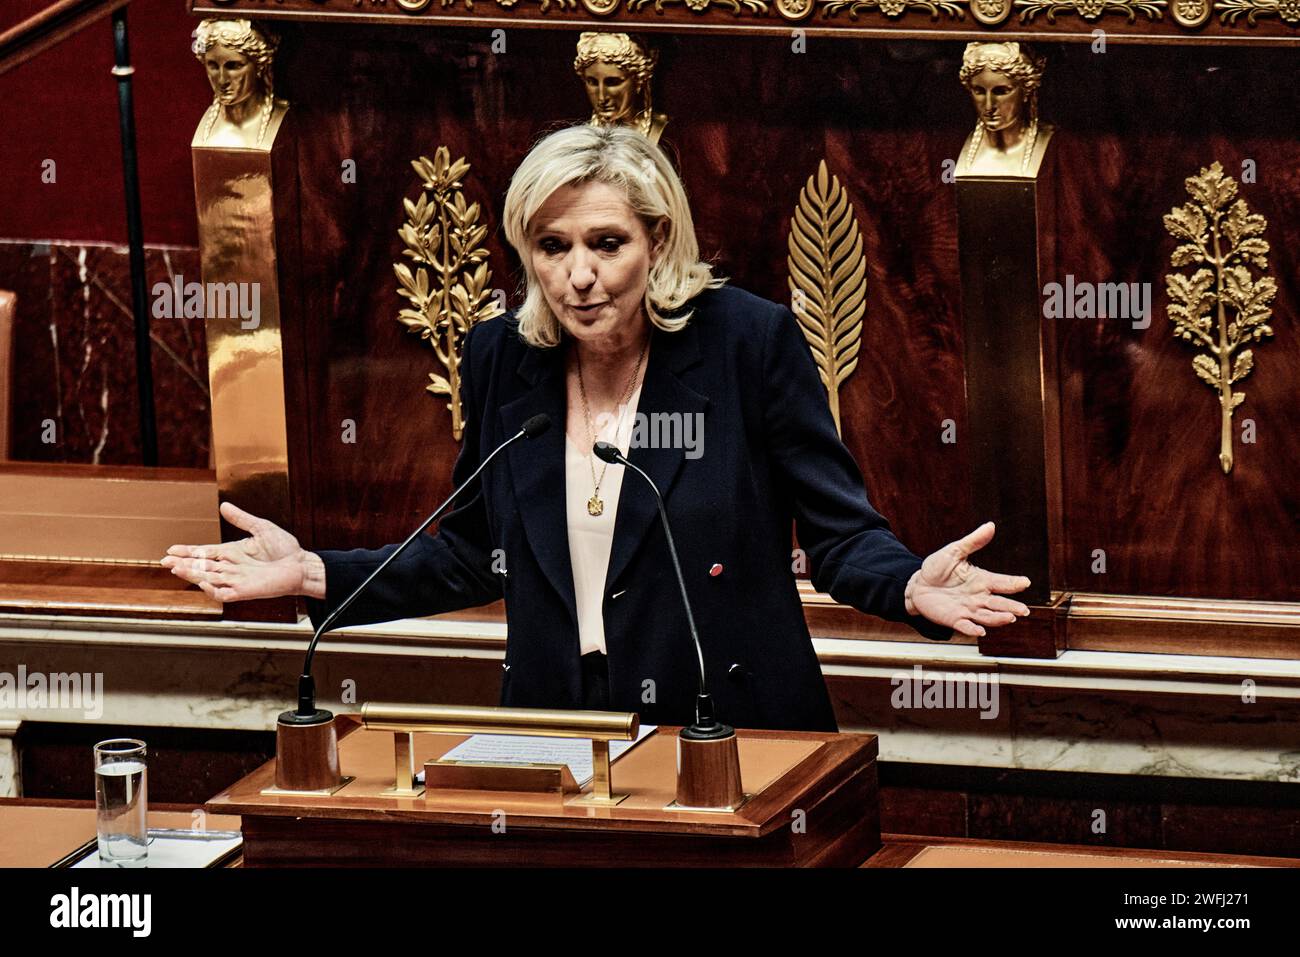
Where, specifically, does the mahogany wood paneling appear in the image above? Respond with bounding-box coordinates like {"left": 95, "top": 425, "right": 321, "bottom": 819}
{"left": 866, "top": 834, "right": 1300, "bottom": 867}
{"left": 967, "top": 790, "right": 1166, "bottom": 848}
{"left": 879, "top": 762, "right": 1300, "bottom": 858}
{"left": 281, "top": 28, "right": 971, "bottom": 562}
{"left": 265, "top": 31, "right": 1297, "bottom": 614}
{"left": 879, "top": 783, "right": 967, "bottom": 837}
{"left": 1163, "top": 803, "right": 1300, "bottom": 856}
{"left": 1044, "top": 44, "right": 1300, "bottom": 602}
{"left": 18, "top": 721, "right": 275, "bottom": 805}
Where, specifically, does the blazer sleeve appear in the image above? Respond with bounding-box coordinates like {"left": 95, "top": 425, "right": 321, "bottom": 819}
{"left": 761, "top": 304, "right": 952, "bottom": 642}
{"left": 304, "top": 321, "right": 503, "bottom": 631}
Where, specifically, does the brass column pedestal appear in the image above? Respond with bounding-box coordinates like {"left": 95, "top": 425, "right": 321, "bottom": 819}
{"left": 955, "top": 173, "right": 1067, "bottom": 659}
{"left": 192, "top": 109, "right": 299, "bottom": 624}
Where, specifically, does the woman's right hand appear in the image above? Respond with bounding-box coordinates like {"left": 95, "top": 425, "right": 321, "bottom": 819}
{"left": 160, "top": 501, "right": 326, "bottom": 603}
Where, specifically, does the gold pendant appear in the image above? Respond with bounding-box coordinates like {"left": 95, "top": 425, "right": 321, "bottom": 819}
{"left": 587, "top": 494, "right": 604, "bottom": 517}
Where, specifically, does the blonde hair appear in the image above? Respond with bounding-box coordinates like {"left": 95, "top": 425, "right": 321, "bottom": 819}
{"left": 502, "top": 124, "right": 724, "bottom": 349}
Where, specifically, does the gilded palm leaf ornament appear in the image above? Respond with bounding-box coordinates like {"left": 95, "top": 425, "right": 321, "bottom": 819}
{"left": 787, "top": 160, "right": 868, "bottom": 437}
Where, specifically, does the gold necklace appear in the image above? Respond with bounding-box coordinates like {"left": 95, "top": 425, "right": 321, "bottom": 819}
{"left": 576, "top": 335, "right": 648, "bottom": 516}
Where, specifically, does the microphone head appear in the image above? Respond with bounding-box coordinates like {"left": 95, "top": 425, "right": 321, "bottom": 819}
{"left": 593, "top": 441, "right": 623, "bottom": 464}
{"left": 521, "top": 414, "right": 551, "bottom": 438}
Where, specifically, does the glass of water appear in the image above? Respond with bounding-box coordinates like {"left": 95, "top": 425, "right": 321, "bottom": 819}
{"left": 94, "top": 738, "right": 148, "bottom": 867}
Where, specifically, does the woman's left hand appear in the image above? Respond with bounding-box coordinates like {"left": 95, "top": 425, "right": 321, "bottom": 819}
{"left": 905, "top": 521, "right": 1032, "bottom": 637}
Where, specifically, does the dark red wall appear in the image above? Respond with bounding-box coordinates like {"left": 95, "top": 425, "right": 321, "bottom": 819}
{"left": 0, "top": 0, "right": 206, "bottom": 245}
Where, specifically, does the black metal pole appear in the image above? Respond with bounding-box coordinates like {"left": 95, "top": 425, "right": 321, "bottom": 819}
{"left": 111, "top": 7, "right": 158, "bottom": 466}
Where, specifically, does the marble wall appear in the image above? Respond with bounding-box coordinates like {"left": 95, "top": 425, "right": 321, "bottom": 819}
{"left": 0, "top": 240, "right": 210, "bottom": 467}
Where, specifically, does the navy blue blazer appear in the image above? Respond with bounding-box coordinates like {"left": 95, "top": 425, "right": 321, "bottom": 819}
{"left": 307, "top": 283, "right": 951, "bottom": 731}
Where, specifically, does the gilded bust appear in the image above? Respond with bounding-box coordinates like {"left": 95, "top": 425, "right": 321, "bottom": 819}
{"left": 191, "top": 19, "right": 288, "bottom": 150}
{"left": 573, "top": 33, "right": 667, "bottom": 144}
{"left": 956, "top": 42, "right": 1054, "bottom": 179}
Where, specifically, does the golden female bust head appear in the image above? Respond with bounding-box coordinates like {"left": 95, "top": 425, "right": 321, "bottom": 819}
{"left": 191, "top": 19, "right": 286, "bottom": 149}
{"left": 573, "top": 33, "right": 668, "bottom": 144}
{"left": 957, "top": 42, "right": 1052, "bottom": 178}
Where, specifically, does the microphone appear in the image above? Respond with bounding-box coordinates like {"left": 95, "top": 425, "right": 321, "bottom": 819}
{"left": 594, "top": 440, "right": 728, "bottom": 740}
{"left": 290, "top": 413, "right": 551, "bottom": 722}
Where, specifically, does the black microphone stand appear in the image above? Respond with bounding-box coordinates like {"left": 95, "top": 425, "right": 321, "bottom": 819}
{"left": 594, "top": 441, "right": 745, "bottom": 809}
{"left": 271, "top": 415, "right": 550, "bottom": 792}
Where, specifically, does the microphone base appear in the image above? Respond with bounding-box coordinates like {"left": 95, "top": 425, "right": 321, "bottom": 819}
{"left": 274, "top": 708, "right": 342, "bottom": 792}
{"left": 675, "top": 723, "right": 745, "bottom": 810}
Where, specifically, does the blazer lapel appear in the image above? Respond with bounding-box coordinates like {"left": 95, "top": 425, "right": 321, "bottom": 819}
{"left": 498, "top": 319, "right": 710, "bottom": 623}
{"left": 605, "top": 320, "right": 709, "bottom": 592}
{"left": 500, "top": 343, "right": 577, "bottom": 625}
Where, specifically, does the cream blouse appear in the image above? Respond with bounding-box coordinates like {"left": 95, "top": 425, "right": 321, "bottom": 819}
{"left": 565, "top": 376, "right": 645, "bottom": 656}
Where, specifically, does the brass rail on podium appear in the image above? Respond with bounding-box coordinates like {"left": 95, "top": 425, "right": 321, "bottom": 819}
{"left": 360, "top": 702, "right": 639, "bottom": 805}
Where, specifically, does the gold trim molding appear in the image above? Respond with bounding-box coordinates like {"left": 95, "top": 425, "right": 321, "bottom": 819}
{"left": 197, "top": 0, "right": 1300, "bottom": 27}
{"left": 1216, "top": 0, "right": 1300, "bottom": 22}
{"left": 819, "top": 0, "right": 964, "bottom": 17}
{"left": 1013, "top": 0, "right": 1165, "bottom": 21}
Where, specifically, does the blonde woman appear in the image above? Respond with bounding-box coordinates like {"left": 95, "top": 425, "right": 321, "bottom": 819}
{"left": 164, "top": 124, "right": 1030, "bottom": 731}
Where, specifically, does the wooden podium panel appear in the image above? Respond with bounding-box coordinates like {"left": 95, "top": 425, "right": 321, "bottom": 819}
{"left": 865, "top": 836, "right": 1300, "bottom": 869}
{"left": 206, "top": 716, "right": 881, "bottom": 867}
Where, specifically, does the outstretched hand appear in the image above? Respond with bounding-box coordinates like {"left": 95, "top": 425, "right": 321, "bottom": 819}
{"left": 160, "top": 502, "right": 319, "bottom": 603}
{"left": 905, "top": 521, "right": 1032, "bottom": 638}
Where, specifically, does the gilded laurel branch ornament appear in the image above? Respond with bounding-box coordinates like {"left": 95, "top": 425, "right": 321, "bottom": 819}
{"left": 1014, "top": 0, "right": 1165, "bottom": 19}
{"left": 787, "top": 160, "right": 867, "bottom": 438}
{"left": 1163, "top": 161, "right": 1276, "bottom": 475}
{"left": 394, "top": 147, "right": 504, "bottom": 441}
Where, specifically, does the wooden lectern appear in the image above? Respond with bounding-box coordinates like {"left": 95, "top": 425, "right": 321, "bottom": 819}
{"left": 206, "top": 716, "right": 881, "bottom": 867}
